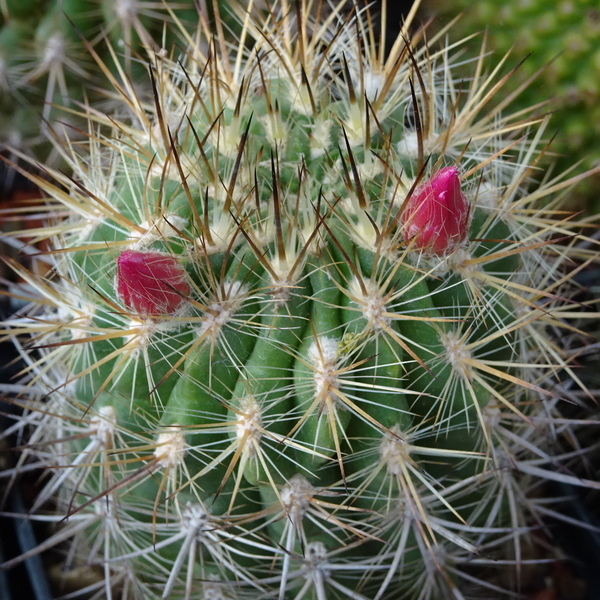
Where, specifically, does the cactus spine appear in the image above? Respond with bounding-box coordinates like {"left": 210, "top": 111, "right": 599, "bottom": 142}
{"left": 1, "top": 1, "right": 599, "bottom": 598}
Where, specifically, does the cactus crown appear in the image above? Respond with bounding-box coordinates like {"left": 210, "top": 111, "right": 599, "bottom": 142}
{"left": 1, "top": 1, "right": 599, "bottom": 599}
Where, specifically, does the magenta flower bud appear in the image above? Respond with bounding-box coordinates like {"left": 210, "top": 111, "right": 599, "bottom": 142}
{"left": 402, "top": 166, "right": 470, "bottom": 256}
{"left": 116, "top": 250, "right": 190, "bottom": 315}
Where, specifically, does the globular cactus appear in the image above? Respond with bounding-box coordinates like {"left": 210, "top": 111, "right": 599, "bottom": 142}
{"left": 1, "top": 1, "right": 600, "bottom": 598}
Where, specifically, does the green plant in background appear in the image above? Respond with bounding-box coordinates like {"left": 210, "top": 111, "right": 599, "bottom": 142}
{"left": 1, "top": 0, "right": 599, "bottom": 598}
{"left": 426, "top": 0, "right": 600, "bottom": 211}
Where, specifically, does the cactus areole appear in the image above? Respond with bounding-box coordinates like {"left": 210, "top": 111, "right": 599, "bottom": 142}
{"left": 1, "top": 1, "right": 598, "bottom": 599}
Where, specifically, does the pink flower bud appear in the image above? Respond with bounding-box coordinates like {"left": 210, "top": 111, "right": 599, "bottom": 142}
{"left": 402, "top": 166, "right": 470, "bottom": 256}
{"left": 116, "top": 250, "right": 190, "bottom": 315}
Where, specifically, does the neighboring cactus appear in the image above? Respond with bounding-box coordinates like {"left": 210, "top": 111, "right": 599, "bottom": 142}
{"left": 426, "top": 0, "right": 600, "bottom": 208}
{"left": 1, "top": 1, "right": 599, "bottom": 598}
{"left": 0, "top": 0, "right": 205, "bottom": 164}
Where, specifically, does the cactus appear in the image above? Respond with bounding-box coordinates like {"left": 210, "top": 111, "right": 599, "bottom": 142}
{"left": 1, "top": 1, "right": 599, "bottom": 598}
{"left": 0, "top": 0, "right": 206, "bottom": 164}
